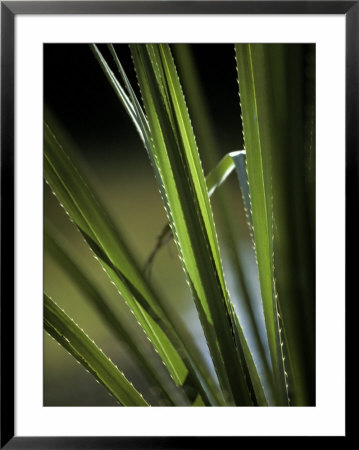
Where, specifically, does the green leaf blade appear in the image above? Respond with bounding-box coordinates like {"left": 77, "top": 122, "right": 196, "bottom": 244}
{"left": 44, "top": 294, "right": 149, "bottom": 406}
{"left": 235, "top": 44, "right": 289, "bottom": 405}
{"left": 45, "top": 225, "right": 182, "bottom": 406}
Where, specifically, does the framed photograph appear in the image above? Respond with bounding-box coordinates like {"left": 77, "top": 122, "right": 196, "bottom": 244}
{"left": 1, "top": 1, "right": 353, "bottom": 447}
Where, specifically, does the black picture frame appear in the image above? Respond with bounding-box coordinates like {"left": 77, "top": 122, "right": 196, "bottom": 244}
{"left": 1, "top": 1, "right": 354, "bottom": 447}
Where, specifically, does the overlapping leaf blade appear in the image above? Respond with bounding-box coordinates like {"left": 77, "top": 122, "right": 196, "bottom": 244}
{"left": 93, "top": 43, "right": 264, "bottom": 406}
{"left": 45, "top": 225, "right": 182, "bottom": 405}
{"left": 144, "top": 149, "right": 271, "bottom": 406}
{"left": 44, "top": 120, "right": 217, "bottom": 406}
{"left": 130, "top": 44, "right": 253, "bottom": 405}
{"left": 92, "top": 43, "right": 228, "bottom": 405}
{"left": 169, "top": 43, "right": 275, "bottom": 403}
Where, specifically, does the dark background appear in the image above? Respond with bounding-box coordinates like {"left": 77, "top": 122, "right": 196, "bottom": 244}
{"left": 44, "top": 44, "right": 243, "bottom": 164}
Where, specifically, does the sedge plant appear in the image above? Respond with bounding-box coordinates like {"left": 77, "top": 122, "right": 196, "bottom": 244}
{"left": 44, "top": 44, "right": 315, "bottom": 406}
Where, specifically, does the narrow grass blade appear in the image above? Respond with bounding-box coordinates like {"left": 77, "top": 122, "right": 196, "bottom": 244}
{"left": 206, "top": 150, "right": 244, "bottom": 196}
{"left": 44, "top": 119, "right": 218, "bottom": 406}
{"left": 90, "top": 44, "right": 146, "bottom": 143}
{"left": 44, "top": 294, "right": 149, "bottom": 406}
{"left": 45, "top": 224, "right": 179, "bottom": 405}
{"left": 131, "top": 44, "right": 253, "bottom": 405}
{"left": 236, "top": 44, "right": 288, "bottom": 405}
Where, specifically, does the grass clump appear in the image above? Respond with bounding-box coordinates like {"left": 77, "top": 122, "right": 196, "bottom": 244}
{"left": 44, "top": 43, "right": 315, "bottom": 406}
